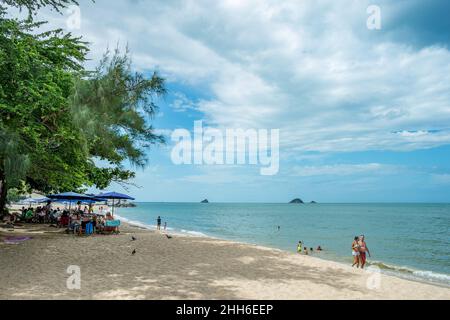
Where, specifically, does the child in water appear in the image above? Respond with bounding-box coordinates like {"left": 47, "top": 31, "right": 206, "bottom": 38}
{"left": 297, "top": 241, "right": 303, "bottom": 253}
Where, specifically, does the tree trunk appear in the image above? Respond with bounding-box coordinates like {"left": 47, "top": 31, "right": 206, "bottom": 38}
{"left": 0, "top": 170, "right": 7, "bottom": 216}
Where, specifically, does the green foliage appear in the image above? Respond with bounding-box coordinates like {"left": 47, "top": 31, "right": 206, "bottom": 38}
{"left": 1, "top": 0, "right": 80, "bottom": 14}
{"left": 6, "top": 187, "right": 25, "bottom": 203}
{"left": 0, "top": 5, "right": 166, "bottom": 213}
{"left": 71, "top": 48, "right": 166, "bottom": 169}
{"left": 0, "top": 9, "right": 89, "bottom": 195}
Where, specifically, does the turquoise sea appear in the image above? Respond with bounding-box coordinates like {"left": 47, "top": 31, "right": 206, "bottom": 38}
{"left": 116, "top": 203, "right": 450, "bottom": 286}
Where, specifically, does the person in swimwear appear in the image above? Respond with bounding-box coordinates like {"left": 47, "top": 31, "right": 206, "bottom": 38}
{"left": 352, "top": 236, "right": 360, "bottom": 268}
{"left": 297, "top": 241, "right": 303, "bottom": 254}
{"left": 358, "top": 235, "right": 371, "bottom": 269}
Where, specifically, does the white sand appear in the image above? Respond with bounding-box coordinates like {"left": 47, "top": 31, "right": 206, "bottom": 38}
{"left": 0, "top": 222, "right": 449, "bottom": 300}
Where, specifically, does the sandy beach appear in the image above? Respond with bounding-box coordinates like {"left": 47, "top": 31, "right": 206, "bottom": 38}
{"left": 0, "top": 221, "right": 449, "bottom": 300}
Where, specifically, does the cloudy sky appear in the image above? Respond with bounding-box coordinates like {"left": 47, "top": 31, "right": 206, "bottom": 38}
{"left": 25, "top": 0, "right": 450, "bottom": 202}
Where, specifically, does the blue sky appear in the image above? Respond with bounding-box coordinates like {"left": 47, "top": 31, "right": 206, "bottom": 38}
{"left": 30, "top": 0, "right": 450, "bottom": 202}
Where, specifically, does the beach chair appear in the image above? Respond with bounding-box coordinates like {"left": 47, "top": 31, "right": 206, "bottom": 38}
{"left": 103, "top": 220, "right": 121, "bottom": 234}
{"left": 59, "top": 216, "right": 70, "bottom": 228}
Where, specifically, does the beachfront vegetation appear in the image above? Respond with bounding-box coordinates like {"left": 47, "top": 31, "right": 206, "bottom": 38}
{"left": 0, "top": 1, "right": 166, "bottom": 214}
{"left": 2, "top": 0, "right": 80, "bottom": 14}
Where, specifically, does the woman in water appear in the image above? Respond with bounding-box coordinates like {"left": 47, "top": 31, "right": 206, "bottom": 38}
{"left": 352, "top": 236, "right": 360, "bottom": 268}
{"left": 358, "top": 235, "right": 371, "bottom": 269}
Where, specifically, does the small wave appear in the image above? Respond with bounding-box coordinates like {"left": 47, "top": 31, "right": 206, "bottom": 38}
{"left": 368, "top": 260, "right": 450, "bottom": 286}
{"left": 180, "top": 229, "right": 208, "bottom": 237}
{"left": 412, "top": 270, "right": 450, "bottom": 283}
{"left": 115, "top": 215, "right": 155, "bottom": 230}
{"left": 368, "top": 260, "right": 415, "bottom": 273}
{"left": 116, "top": 215, "right": 207, "bottom": 237}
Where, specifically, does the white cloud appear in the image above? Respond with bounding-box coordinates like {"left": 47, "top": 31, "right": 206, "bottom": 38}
{"left": 431, "top": 174, "right": 450, "bottom": 185}
{"left": 291, "top": 163, "right": 399, "bottom": 177}
{"left": 32, "top": 0, "right": 450, "bottom": 153}
{"left": 171, "top": 92, "right": 198, "bottom": 113}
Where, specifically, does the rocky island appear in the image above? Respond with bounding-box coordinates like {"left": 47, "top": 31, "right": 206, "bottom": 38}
{"left": 115, "top": 202, "right": 137, "bottom": 208}
{"left": 201, "top": 199, "right": 209, "bottom": 203}
{"left": 289, "top": 198, "right": 304, "bottom": 204}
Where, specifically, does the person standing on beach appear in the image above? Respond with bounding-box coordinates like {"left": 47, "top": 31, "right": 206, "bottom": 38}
{"left": 164, "top": 222, "right": 167, "bottom": 231}
{"left": 358, "top": 235, "right": 371, "bottom": 269}
{"left": 157, "top": 216, "right": 162, "bottom": 230}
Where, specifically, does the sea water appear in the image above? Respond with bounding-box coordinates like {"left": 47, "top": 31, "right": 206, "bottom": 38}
{"left": 115, "top": 203, "right": 450, "bottom": 286}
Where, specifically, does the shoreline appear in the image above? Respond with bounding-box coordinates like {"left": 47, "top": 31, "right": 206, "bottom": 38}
{"left": 1, "top": 221, "right": 449, "bottom": 300}
{"left": 118, "top": 215, "right": 450, "bottom": 289}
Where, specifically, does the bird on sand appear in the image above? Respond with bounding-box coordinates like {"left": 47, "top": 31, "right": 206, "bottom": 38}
{"left": 131, "top": 236, "right": 137, "bottom": 241}
{"left": 132, "top": 249, "right": 136, "bottom": 255}
{"left": 165, "top": 234, "right": 173, "bottom": 239}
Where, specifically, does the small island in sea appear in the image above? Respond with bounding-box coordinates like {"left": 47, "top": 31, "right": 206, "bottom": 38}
{"left": 116, "top": 202, "right": 137, "bottom": 208}
{"left": 289, "top": 198, "right": 304, "bottom": 204}
{"left": 201, "top": 199, "right": 209, "bottom": 203}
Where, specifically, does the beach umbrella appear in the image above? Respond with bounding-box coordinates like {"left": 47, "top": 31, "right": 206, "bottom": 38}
{"left": 21, "top": 198, "right": 37, "bottom": 207}
{"left": 34, "top": 197, "right": 51, "bottom": 204}
{"left": 95, "top": 192, "right": 135, "bottom": 217}
{"left": 47, "top": 192, "right": 97, "bottom": 210}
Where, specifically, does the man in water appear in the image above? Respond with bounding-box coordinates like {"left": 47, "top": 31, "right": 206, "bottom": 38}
{"left": 358, "top": 235, "right": 371, "bottom": 269}
{"left": 157, "top": 216, "right": 162, "bottom": 230}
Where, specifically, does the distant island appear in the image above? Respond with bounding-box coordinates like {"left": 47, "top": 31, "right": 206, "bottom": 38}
{"left": 201, "top": 199, "right": 209, "bottom": 203}
{"left": 116, "top": 202, "right": 137, "bottom": 208}
{"left": 289, "top": 199, "right": 317, "bottom": 204}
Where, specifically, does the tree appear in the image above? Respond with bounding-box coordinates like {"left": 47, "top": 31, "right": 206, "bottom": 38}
{"left": 1, "top": 0, "right": 80, "bottom": 14}
{"left": 0, "top": 8, "right": 89, "bottom": 213}
{"left": 71, "top": 48, "right": 166, "bottom": 172}
{"left": 0, "top": 3, "right": 166, "bottom": 214}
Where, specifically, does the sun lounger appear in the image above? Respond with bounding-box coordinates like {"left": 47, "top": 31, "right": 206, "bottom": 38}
{"left": 103, "top": 220, "right": 121, "bottom": 234}
{"left": 59, "top": 216, "right": 70, "bottom": 228}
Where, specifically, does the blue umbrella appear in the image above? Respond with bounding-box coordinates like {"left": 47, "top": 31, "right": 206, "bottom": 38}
{"left": 95, "top": 192, "right": 135, "bottom": 216}
{"left": 47, "top": 192, "right": 96, "bottom": 201}
{"left": 21, "top": 198, "right": 37, "bottom": 207}
{"left": 47, "top": 192, "right": 97, "bottom": 210}
{"left": 21, "top": 197, "right": 51, "bottom": 206}
{"left": 35, "top": 197, "right": 51, "bottom": 204}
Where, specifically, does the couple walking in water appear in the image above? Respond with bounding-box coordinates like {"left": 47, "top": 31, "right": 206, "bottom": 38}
{"left": 352, "top": 235, "right": 371, "bottom": 269}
